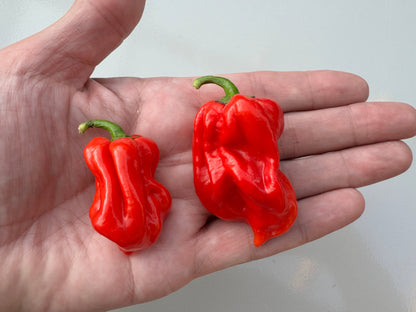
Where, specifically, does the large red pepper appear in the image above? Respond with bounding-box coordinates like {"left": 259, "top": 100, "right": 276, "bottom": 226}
{"left": 79, "top": 120, "right": 171, "bottom": 253}
{"left": 192, "top": 76, "right": 297, "bottom": 246}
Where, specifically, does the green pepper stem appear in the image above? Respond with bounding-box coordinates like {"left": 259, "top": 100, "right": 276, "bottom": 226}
{"left": 193, "top": 76, "right": 240, "bottom": 104}
{"left": 78, "top": 119, "right": 130, "bottom": 141}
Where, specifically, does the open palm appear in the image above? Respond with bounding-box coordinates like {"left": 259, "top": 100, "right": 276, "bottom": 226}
{"left": 1, "top": 1, "right": 415, "bottom": 311}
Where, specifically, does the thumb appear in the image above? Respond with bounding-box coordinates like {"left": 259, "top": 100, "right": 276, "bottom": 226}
{"left": 3, "top": 0, "right": 145, "bottom": 87}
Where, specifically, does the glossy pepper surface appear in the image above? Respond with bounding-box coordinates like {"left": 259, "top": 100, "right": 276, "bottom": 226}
{"left": 192, "top": 76, "right": 297, "bottom": 246}
{"left": 79, "top": 120, "right": 171, "bottom": 253}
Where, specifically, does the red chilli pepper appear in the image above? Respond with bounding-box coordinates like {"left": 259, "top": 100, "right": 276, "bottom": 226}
{"left": 192, "top": 76, "right": 297, "bottom": 246}
{"left": 79, "top": 120, "right": 171, "bottom": 253}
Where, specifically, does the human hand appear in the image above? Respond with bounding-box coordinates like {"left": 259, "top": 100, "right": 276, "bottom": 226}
{"left": 1, "top": 0, "right": 415, "bottom": 311}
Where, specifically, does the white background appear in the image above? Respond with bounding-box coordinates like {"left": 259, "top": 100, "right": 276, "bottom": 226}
{"left": 1, "top": 1, "right": 415, "bottom": 311}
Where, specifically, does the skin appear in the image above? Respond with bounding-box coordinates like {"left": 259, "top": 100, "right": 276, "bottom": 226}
{"left": 0, "top": 0, "right": 415, "bottom": 311}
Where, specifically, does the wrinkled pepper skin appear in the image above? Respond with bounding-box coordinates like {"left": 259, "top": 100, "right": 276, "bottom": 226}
{"left": 80, "top": 120, "right": 171, "bottom": 253}
{"left": 192, "top": 76, "right": 297, "bottom": 246}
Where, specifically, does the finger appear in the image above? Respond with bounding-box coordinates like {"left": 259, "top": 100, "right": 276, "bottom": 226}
{"left": 3, "top": 0, "right": 145, "bottom": 87}
{"left": 194, "top": 188, "right": 364, "bottom": 277}
{"left": 281, "top": 140, "right": 413, "bottom": 199}
{"left": 199, "top": 70, "right": 369, "bottom": 112}
{"left": 279, "top": 101, "right": 416, "bottom": 159}
{"left": 254, "top": 188, "right": 365, "bottom": 259}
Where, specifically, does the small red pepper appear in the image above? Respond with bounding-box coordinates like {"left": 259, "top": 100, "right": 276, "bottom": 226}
{"left": 192, "top": 76, "right": 297, "bottom": 246}
{"left": 79, "top": 120, "right": 171, "bottom": 253}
